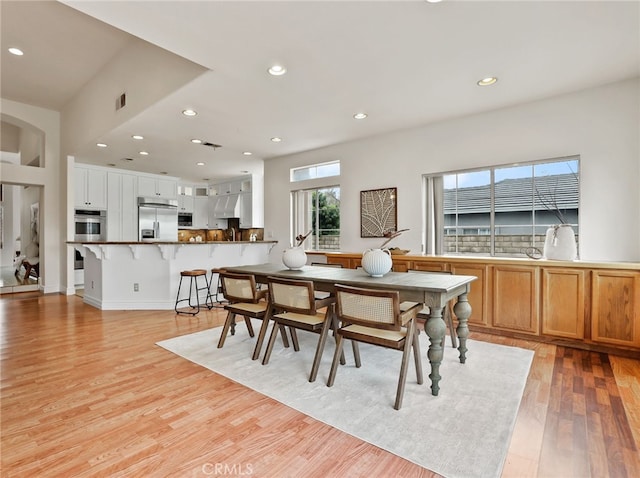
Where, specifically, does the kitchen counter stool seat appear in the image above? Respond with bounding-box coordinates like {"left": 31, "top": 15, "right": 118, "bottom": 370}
{"left": 175, "top": 269, "right": 211, "bottom": 315}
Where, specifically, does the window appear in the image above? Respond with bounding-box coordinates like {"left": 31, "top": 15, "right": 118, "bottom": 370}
{"left": 291, "top": 187, "right": 340, "bottom": 250}
{"left": 426, "top": 157, "right": 579, "bottom": 257}
{"left": 291, "top": 161, "right": 340, "bottom": 182}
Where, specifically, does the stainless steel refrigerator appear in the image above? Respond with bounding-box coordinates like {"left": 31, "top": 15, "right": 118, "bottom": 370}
{"left": 138, "top": 197, "right": 178, "bottom": 241}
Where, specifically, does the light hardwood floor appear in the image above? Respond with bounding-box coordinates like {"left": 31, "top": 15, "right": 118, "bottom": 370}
{"left": 1, "top": 293, "right": 638, "bottom": 477}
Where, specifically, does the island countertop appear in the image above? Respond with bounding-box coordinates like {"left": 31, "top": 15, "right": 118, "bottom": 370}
{"left": 68, "top": 240, "right": 278, "bottom": 245}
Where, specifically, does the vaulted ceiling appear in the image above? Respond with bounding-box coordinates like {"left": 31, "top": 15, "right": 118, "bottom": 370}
{"left": 2, "top": 0, "right": 639, "bottom": 182}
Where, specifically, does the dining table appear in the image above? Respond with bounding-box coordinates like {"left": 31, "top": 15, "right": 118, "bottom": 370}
{"left": 222, "top": 262, "right": 476, "bottom": 396}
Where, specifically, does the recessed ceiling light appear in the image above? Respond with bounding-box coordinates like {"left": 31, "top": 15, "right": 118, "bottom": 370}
{"left": 132, "top": 135, "right": 144, "bottom": 140}
{"left": 268, "top": 65, "right": 287, "bottom": 76}
{"left": 196, "top": 162, "right": 205, "bottom": 166}
{"left": 182, "top": 109, "right": 197, "bottom": 116}
{"left": 477, "top": 77, "right": 498, "bottom": 86}
{"left": 191, "top": 139, "right": 203, "bottom": 144}
{"left": 139, "top": 151, "right": 149, "bottom": 156}
{"left": 96, "top": 143, "right": 107, "bottom": 148}
{"left": 8, "top": 47, "right": 24, "bottom": 56}
{"left": 425, "top": 0, "right": 443, "bottom": 3}
{"left": 353, "top": 112, "right": 368, "bottom": 120}
{"left": 243, "top": 151, "right": 253, "bottom": 156}
{"left": 271, "top": 137, "right": 282, "bottom": 143}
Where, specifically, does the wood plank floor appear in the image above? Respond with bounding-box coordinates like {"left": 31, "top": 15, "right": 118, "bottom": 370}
{"left": 1, "top": 293, "right": 638, "bottom": 477}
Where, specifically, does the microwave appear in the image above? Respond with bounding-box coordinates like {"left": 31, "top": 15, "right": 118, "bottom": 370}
{"left": 178, "top": 212, "right": 193, "bottom": 227}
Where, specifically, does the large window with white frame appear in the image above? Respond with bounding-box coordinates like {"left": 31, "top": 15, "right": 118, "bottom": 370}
{"left": 425, "top": 156, "right": 579, "bottom": 257}
{"left": 291, "top": 187, "right": 341, "bottom": 251}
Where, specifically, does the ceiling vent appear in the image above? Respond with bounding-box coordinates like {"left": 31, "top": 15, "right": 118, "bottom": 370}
{"left": 116, "top": 93, "right": 126, "bottom": 111}
{"left": 121, "top": 157, "right": 134, "bottom": 162}
{"left": 202, "top": 142, "right": 222, "bottom": 149}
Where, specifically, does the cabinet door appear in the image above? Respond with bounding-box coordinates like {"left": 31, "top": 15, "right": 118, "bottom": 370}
{"left": 106, "top": 172, "right": 122, "bottom": 240}
{"left": 239, "top": 192, "right": 252, "bottom": 228}
{"left": 450, "top": 263, "right": 489, "bottom": 326}
{"left": 178, "top": 194, "right": 194, "bottom": 212}
{"left": 591, "top": 270, "right": 640, "bottom": 347}
{"left": 86, "top": 169, "right": 107, "bottom": 209}
{"left": 410, "top": 261, "right": 448, "bottom": 272}
{"left": 121, "top": 174, "right": 138, "bottom": 240}
{"left": 240, "top": 178, "right": 252, "bottom": 192}
{"left": 156, "top": 178, "right": 177, "bottom": 198}
{"left": 74, "top": 168, "right": 88, "bottom": 208}
{"left": 193, "top": 197, "right": 209, "bottom": 228}
{"left": 541, "top": 268, "right": 585, "bottom": 339}
{"left": 137, "top": 176, "right": 157, "bottom": 197}
{"left": 228, "top": 180, "right": 242, "bottom": 194}
{"left": 492, "top": 265, "right": 539, "bottom": 334}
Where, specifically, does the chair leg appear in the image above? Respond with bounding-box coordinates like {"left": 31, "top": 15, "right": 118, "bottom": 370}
{"left": 217, "top": 311, "right": 236, "bottom": 348}
{"left": 252, "top": 309, "right": 272, "bottom": 360}
{"left": 280, "top": 325, "right": 291, "bottom": 348}
{"left": 352, "top": 341, "right": 361, "bottom": 368}
{"left": 261, "top": 321, "right": 281, "bottom": 365}
{"left": 395, "top": 320, "right": 417, "bottom": 410}
{"left": 289, "top": 327, "right": 300, "bottom": 352}
{"left": 327, "top": 334, "right": 345, "bottom": 387}
{"left": 309, "top": 308, "right": 334, "bottom": 382}
{"left": 244, "top": 316, "right": 255, "bottom": 337}
{"left": 413, "top": 327, "right": 424, "bottom": 384}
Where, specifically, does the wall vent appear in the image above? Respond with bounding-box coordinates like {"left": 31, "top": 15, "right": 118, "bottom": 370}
{"left": 202, "top": 142, "right": 222, "bottom": 149}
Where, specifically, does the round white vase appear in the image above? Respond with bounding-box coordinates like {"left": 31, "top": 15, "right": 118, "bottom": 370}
{"left": 282, "top": 246, "right": 307, "bottom": 270}
{"left": 361, "top": 248, "right": 393, "bottom": 277}
{"left": 543, "top": 224, "right": 577, "bottom": 261}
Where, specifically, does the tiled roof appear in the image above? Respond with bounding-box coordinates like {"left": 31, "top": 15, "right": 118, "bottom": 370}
{"left": 444, "top": 173, "right": 579, "bottom": 214}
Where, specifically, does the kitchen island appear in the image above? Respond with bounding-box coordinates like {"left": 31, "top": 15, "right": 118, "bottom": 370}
{"left": 70, "top": 241, "right": 277, "bottom": 310}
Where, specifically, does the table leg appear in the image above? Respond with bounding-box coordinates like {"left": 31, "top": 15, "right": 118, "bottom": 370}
{"left": 453, "top": 292, "right": 471, "bottom": 364}
{"left": 424, "top": 306, "right": 446, "bottom": 396}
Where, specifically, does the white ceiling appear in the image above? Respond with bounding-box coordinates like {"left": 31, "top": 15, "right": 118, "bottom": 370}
{"left": 2, "top": 0, "right": 639, "bottom": 183}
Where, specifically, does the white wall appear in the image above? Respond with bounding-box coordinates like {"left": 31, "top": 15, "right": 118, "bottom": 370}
{"left": 264, "top": 78, "right": 640, "bottom": 263}
{"left": 0, "top": 99, "right": 62, "bottom": 293}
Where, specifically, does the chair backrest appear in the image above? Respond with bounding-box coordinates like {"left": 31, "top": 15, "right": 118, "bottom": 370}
{"left": 267, "top": 276, "right": 317, "bottom": 314}
{"left": 335, "top": 284, "right": 401, "bottom": 331}
{"left": 220, "top": 272, "right": 259, "bottom": 303}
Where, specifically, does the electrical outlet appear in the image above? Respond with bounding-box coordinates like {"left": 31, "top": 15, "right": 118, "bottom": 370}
{"left": 134, "top": 283, "right": 139, "bottom": 292}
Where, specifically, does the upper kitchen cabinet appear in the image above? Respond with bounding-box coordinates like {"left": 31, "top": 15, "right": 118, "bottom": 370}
{"left": 107, "top": 171, "right": 138, "bottom": 241}
{"left": 138, "top": 174, "right": 178, "bottom": 199}
{"left": 75, "top": 165, "right": 107, "bottom": 209}
{"left": 209, "top": 174, "right": 263, "bottom": 227}
{"left": 177, "top": 183, "right": 194, "bottom": 213}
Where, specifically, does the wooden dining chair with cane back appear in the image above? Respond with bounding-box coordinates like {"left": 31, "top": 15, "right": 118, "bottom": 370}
{"left": 261, "top": 276, "right": 338, "bottom": 382}
{"left": 400, "top": 270, "right": 457, "bottom": 349}
{"left": 327, "top": 284, "right": 423, "bottom": 410}
{"left": 218, "top": 272, "right": 290, "bottom": 360}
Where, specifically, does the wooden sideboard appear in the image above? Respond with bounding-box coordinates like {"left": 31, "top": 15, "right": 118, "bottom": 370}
{"left": 325, "top": 253, "right": 640, "bottom": 357}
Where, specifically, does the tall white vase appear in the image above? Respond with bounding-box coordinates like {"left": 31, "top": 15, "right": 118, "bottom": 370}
{"left": 282, "top": 246, "right": 307, "bottom": 270}
{"left": 543, "top": 224, "right": 577, "bottom": 261}
{"left": 361, "top": 248, "right": 393, "bottom": 277}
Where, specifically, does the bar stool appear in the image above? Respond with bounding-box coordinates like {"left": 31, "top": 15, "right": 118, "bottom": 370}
{"left": 209, "top": 268, "right": 228, "bottom": 308}
{"left": 175, "top": 269, "right": 210, "bottom": 315}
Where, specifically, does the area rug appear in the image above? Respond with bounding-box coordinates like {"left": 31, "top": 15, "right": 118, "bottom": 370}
{"left": 157, "top": 324, "right": 533, "bottom": 478}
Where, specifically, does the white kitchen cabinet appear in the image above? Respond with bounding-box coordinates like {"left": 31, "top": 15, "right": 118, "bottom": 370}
{"left": 138, "top": 175, "right": 177, "bottom": 198}
{"left": 75, "top": 166, "right": 107, "bottom": 209}
{"left": 239, "top": 192, "right": 253, "bottom": 228}
{"left": 107, "top": 171, "right": 138, "bottom": 241}
{"left": 193, "top": 196, "right": 209, "bottom": 228}
{"left": 178, "top": 194, "right": 194, "bottom": 213}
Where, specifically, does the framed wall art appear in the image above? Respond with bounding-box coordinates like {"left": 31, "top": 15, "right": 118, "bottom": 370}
{"left": 360, "top": 187, "right": 397, "bottom": 238}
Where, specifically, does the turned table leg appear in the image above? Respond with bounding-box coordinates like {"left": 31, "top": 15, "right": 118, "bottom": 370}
{"left": 453, "top": 292, "right": 471, "bottom": 364}
{"left": 424, "top": 306, "right": 446, "bottom": 396}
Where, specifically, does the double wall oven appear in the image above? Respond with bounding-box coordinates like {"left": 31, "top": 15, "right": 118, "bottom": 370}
{"left": 74, "top": 209, "right": 106, "bottom": 269}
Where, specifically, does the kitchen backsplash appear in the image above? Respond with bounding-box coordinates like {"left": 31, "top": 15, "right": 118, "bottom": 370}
{"left": 178, "top": 228, "right": 264, "bottom": 242}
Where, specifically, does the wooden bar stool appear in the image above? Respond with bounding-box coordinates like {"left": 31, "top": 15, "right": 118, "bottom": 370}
{"left": 209, "top": 268, "right": 228, "bottom": 308}
{"left": 175, "top": 269, "right": 210, "bottom": 315}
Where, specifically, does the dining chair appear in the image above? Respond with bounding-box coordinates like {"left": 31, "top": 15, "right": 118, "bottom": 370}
{"left": 261, "top": 276, "right": 338, "bottom": 382}
{"left": 310, "top": 262, "right": 343, "bottom": 299}
{"left": 218, "top": 272, "right": 290, "bottom": 360}
{"left": 328, "top": 284, "right": 423, "bottom": 410}
{"left": 401, "top": 270, "right": 457, "bottom": 349}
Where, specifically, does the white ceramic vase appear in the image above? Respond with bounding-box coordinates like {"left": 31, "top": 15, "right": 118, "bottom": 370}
{"left": 282, "top": 246, "right": 307, "bottom": 270}
{"left": 543, "top": 224, "right": 577, "bottom": 261}
{"left": 361, "top": 248, "right": 393, "bottom": 277}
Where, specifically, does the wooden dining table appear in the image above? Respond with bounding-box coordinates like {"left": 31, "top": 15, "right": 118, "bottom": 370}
{"left": 223, "top": 262, "right": 476, "bottom": 396}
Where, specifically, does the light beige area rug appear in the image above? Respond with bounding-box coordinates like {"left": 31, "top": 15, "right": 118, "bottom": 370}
{"left": 157, "top": 324, "right": 533, "bottom": 478}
